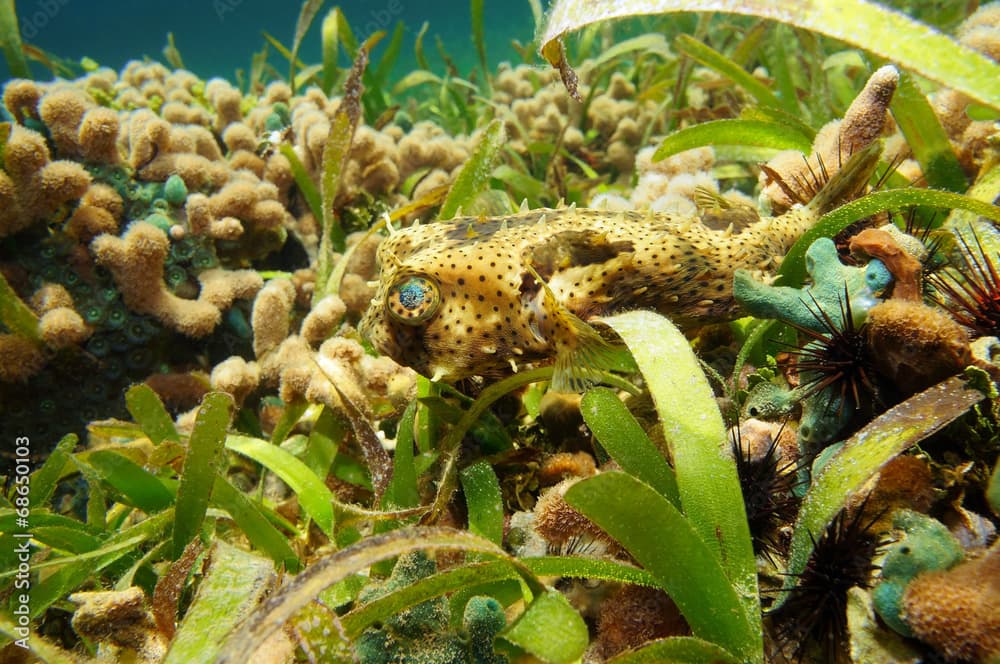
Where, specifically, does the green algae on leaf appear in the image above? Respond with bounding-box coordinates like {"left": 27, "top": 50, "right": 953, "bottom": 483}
{"left": 779, "top": 187, "right": 1000, "bottom": 288}
{"left": 601, "top": 310, "right": 759, "bottom": 642}
{"left": 314, "top": 35, "right": 375, "bottom": 305}
{"left": 385, "top": 401, "right": 420, "bottom": 509}
{"left": 502, "top": 590, "right": 588, "bottom": 664}
{"left": 565, "top": 472, "right": 758, "bottom": 663}
{"left": 0, "top": 270, "right": 41, "bottom": 344}
{"left": 652, "top": 118, "right": 812, "bottom": 162}
{"left": 440, "top": 118, "right": 506, "bottom": 220}
{"left": 173, "top": 392, "right": 234, "bottom": 558}
{"left": 341, "top": 560, "right": 519, "bottom": 638}
{"left": 888, "top": 68, "right": 967, "bottom": 193}
{"left": 540, "top": 0, "right": 1000, "bottom": 110}
{"left": 289, "top": 0, "right": 324, "bottom": 94}
{"left": 777, "top": 375, "right": 984, "bottom": 608}
{"left": 210, "top": 475, "right": 301, "bottom": 571}
{"left": 580, "top": 387, "right": 680, "bottom": 507}
{"left": 226, "top": 435, "right": 336, "bottom": 536}
{"left": 164, "top": 541, "right": 275, "bottom": 664}
{"left": 217, "top": 527, "right": 545, "bottom": 663}
{"left": 988, "top": 456, "right": 1000, "bottom": 515}
{"left": 125, "top": 384, "right": 179, "bottom": 445}
{"left": 320, "top": 8, "right": 340, "bottom": 94}
{"left": 673, "top": 33, "right": 783, "bottom": 110}
{"left": 0, "top": 0, "right": 29, "bottom": 79}
{"left": 471, "top": 0, "right": 490, "bottom": 87}
{"left": 607, "top": 636, "right": 743, "bottom": 664}
{"left": 460, "top": 461, "right": 504, "bottom": 546}
{"left": 29, "top": 434, "right": 76, "bottom": 508}
{"left": 278, "top": 144, "right": 323, "bottom": 223}
{"left": 24, "top": 510, "right": 172, "bottom": 618}
{"left": 85, "top": 450, "right": 175, "bottom": 513}
{"left": 422, "top": 366, "right": 553, "bottom": 525}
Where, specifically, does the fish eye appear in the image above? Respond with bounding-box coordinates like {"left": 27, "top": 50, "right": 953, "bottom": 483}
{"left": 386, "top": 274, "right": 440, "bottom": 324}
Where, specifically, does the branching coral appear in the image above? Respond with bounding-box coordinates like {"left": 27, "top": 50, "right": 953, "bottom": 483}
{"left": 0, "top": 125, "right": 92, "bottom": 238}
{"left": 761, "top": 66, "right": 898, "bottom": 213}
{"left": 91, "top": 222, "right": 261, "bottom": 337}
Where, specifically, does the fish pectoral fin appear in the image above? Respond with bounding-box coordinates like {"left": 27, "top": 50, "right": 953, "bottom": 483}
{"left": 525, "top": 263, "right": 630, "bottom": 393}
{"left": 551, "top": 319, "right": 631, "bottom": 393}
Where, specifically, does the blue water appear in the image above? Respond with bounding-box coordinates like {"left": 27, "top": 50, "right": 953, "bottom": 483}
{"left": 6, "top": 0, "right": 540, "bottom": 84}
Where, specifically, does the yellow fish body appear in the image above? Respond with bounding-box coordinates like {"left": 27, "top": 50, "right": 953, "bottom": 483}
{"left": 360, "top": 146, "right": 880, "bottom": 388}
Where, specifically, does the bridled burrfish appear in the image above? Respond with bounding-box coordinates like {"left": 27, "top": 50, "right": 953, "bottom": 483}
{"left": 360, "top": 144, "right": 881, "bottom": 390}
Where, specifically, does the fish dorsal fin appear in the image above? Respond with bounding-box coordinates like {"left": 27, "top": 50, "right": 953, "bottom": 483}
{"left": 694, "top": 186, "right": 731, "bottom": 210}
{"left": 523, "top": 263, "right": 627, "bottom": 393}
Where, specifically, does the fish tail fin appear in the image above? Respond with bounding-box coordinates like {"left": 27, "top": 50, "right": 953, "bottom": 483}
{"left": 806, "top": 141, "right": 883, "bottom": 215}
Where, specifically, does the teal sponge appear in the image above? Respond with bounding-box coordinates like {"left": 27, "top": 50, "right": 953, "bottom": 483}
{"left": 872, "top": 510, "right": 964, "bottom": 637}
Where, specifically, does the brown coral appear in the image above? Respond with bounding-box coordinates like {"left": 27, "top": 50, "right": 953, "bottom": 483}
{"left": 301, "top": 295, "right": 347, "bottom": 346}
{"left": 0, "top": 334, "right": 45, "bottom": 382}
{"left": 39, "top": 307, "right": 90, "bottom": 349}
{"left": 902, "top": 544, "right": 1000, "bottom": 663}
{"left": 210, "top": 356, "right": 260, "bottom": 406}
{"left": 78, "top": 107, "right": 122, "bottom": 164}
{"left": 38, "top": 88, "right": 93, "bottom": 156}
{"left": 762, "top": 66, "right": 897, "bottom": 213}
{"left": 0, "top": 126, "right": 91, "bottom": 238}
{"left": 252, "top": 278, "right": 296, "bottom": 358}
{"left": 30, "top": 283, "right": 74, "bottom": 313}
{"left": 91, "top": 222, "right": 261, "bottom": 337}
{"left": 3, "top": 79, "right": 41, "bottom": 123}
{"left": 866, "top": 299, "right": 970, "bottom": 394}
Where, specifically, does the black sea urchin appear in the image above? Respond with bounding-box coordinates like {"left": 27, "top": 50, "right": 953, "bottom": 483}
{"left": 731, "top": 421, "right": 801, "bottom": 562}
{"left": 768, "top": 505, "right": 884, "bottom": 663}
{"left": 783, "top": 289, "right": 878, "bottom": 419}
{"left": 928, "top": 226, "right": 1000, "bottom": 337}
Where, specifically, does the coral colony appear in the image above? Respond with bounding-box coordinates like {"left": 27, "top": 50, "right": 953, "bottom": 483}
{"left": 1, "top": 2, "right": 999, "bottom": 663}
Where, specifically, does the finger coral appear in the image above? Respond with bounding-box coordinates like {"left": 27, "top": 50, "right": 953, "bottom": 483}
{"left": 0, "top": 125, "right": 92, "bottom": 238}
{"left": 761, "top": 65, "right": 898, "bottom": 213}
{"left": 91, "top": 222, "right": 261, "bottom": 337}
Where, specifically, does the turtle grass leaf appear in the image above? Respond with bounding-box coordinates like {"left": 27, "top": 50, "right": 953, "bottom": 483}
{"left": 216, "top": 527, "right": 540, "bottom": 663}
{"left": 540, "top": 0, "right": 1000, "bottom": 110}
{"left": 163, "top": 541, "right": 275, "bottom": 664}
{"left": 777, "top": 375, "right": 983, "bottom": 608}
